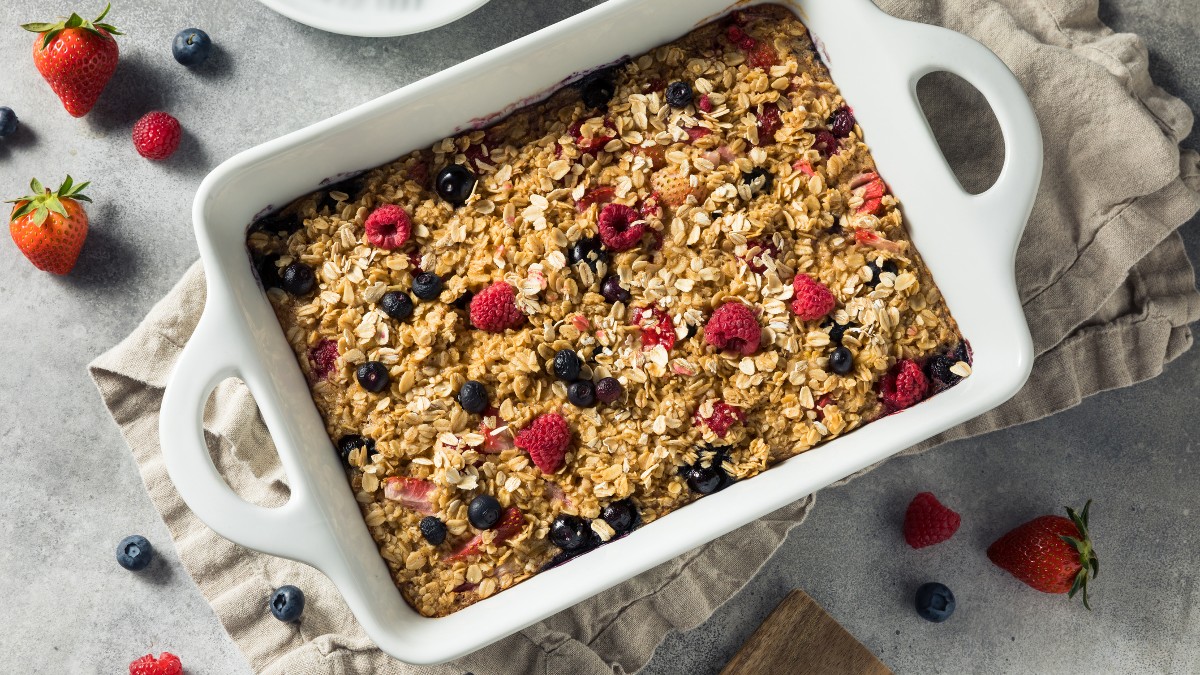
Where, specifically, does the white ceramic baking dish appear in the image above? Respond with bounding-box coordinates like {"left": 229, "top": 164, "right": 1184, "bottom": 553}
{"left": 161, "top": 0, "right": 1041, "bottom": 664}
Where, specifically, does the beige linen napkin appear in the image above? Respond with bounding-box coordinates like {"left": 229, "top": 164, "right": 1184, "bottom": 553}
{"left": 90, "top": 0, "right": 1200, "bottom": 672}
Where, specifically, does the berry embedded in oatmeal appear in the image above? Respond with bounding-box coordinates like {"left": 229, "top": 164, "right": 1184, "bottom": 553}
{"left": 246, "top": 4, "right": 969, "bottom": 618}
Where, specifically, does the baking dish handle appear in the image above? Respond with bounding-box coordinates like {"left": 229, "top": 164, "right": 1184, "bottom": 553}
{"left": 897, "top": 23, "right": 1043, "bottom": 258}
{"left": 159, "top": 296, "right": 320, "bottom": 561}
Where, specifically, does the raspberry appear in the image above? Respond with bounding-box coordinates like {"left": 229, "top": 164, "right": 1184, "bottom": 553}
{"left": 726, "top": 26, "right": 748, "bottom": 44}
{"left": 516, "top": 413, "right": 572, "bottom": 474}
{"left": 698, "top": 94, "right": 714, "bottom": 113}
{"left": 129, "top": 652, "right": 182, "bottom": 675}
{"left": 469, "top": 281, "right": 524, "bottom": 332}
{"left": 634, "top": 305, "right": 676, "bottom": 351}
{"left": 306, "top": 339, "right": 339, "bottom": 380}
{"left": 791, "top": 274, "right": 836, "bottom": 321}
{"left": 364, "top": 204, "right": 412, "bottom": 250}
{"left": 638, "top": 193, "right": 662, "bottom": 220}
{"left": 747, "top": 42, "right": 778, "bottom": 69}
{"left": 756, "top": 102, "right": 782, "bottom": 146}
{"left": 694, "top": 400, "right": 745, "bottom": 439}
{"left": 880, "top": 359, "right": 929, "bottom": 410}
{"left": 829, "top": 106, "right": 856, "bottom": 138}
{"left": 131, "top": 111, "right": 182, "bottom": 161}
{"left": 685, "top": 126, "right": 713, "bottom": 142}
{"left": 813, "top": 129, "right": 840, "bottom": 158}
{"left": 597, "top": 203, "right": 646, "bottom": 252}
{"left": 704, "top": 302, "right": 762, "bottom": 356}
{"left": 479, "top": 406, "right": 515, "bottom": 454}
{"left": 903, "top": 492, "right": 961, "bottom": 549}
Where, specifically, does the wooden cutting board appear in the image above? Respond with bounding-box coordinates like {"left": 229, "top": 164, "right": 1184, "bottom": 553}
{"left": 720, "top": 590, "right": 893, "bottom": 675}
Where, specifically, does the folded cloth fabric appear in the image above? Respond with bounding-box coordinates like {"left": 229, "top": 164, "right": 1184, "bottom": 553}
{"left": 90, "top": 0, "right": 1200, "bottom": 672}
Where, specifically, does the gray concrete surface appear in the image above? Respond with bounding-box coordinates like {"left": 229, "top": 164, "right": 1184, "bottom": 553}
{"left": 0, "top": 0, "right": 1196, "bottom": 673}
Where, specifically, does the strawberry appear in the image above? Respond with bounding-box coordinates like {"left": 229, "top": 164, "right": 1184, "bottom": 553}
{"left": 382, "top": 476, "right": 438, "bottom": 515}
{"left": 903, "top": 492, "right": 961, "bottom": 549}
{"left": 650, "top": 168, "right": 706, "bottom": 209}
{"left": 850, "top": 171, "right": 887, "bottom": 216}
{"left": 444, "top": 506, "right": 523, "bottom": 562}
{"left": 987, "top": 500, "right": 1099, "bottom": 608}
{"left": 7, "top": 175, "right": 91, "bottom": 275}
{"left": 575, "top": 185, "right": 616, "bottom": 212}
{"left": 633, "top": 305, "right": 676, "bottom": 351}
{"left": 22, "top": 4, "right": 122, "bottom": 118}
{"left": 129, "top": 652, "right": 182, "bottom": 675}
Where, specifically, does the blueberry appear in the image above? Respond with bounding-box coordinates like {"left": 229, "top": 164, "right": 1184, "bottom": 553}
{"left": 336, "top": 434, "right": 374, "bottom": 466}
{"left": 281, "top": 262, "right": 316, "bottom": 295}
{"left": 356, "top": 361, "right": 390, "bottom": 393}
{"left": 412, "top": 272, "right": 443, "bottom": 300}
{"left": 252, "top": 211, "right": 302, "bottom": 236}
{"left": 684, "top": 464, "right": 725, "bottom": 495}
{"left": 915, "top": 582, "right": 955, "bottom": 622}
{"left": 435, "top": 164, "right": 477, "bottom": 206}
{"left": 0, "top": 107, "right": 19, "bottom": 138}
{"left": 600, "top": 499, "right": 637, "bottom": 534}
{"left": 665, "top": 81, "right": 693, "bottom": 108}
{"left": 866, "top": 260, "right": 899, "bottom": 288}
{"left": 595, "top": 377, "right": 624, "bottom": 404}
{"left": 742, "top": 167, "right": 774, "bottom": 195}
{"left": 568, "top": 381, "right": 596, "bottom": 408}
{"left": 116, "top": 535, "right": 153, "bottom": 571}
{"left": 452, "top": 290, "right": 474, "bottom": 311}
{"left": 828, "top": 106, "right": 856, "bottom": 138}
{"left": 458, "top": 380, "right": 489, "bottom": 414}
{"left": 379, "top": 291, "right": 414, "bottom": 320}
{"left": 580, "top": 70, "right": 617, "bottom": 109}
{"left": 829, "top": 346, "right": 854, "bottom": 375}
{"left": 553, "top": 349, "right": 582, "bottom": 382}
{"left": 468, "top": 494, "right": 502, "bottom": 530}
{"left": 419, "top": 516, "right": 447, "bottom": 546}
{"left": 825, "top": 320, "right": 850, "bottom": 344}
{"left": 254, "top": 254, "right": 282, "bottom": 289}
{"left": 172, "top": 28, "right": 212, "bottom": 67}
{"left": 926, "top": 353, "right": 962, "bottom": 387}
{"left": 600, "top": 275, "right": 631, "bottom": 304}
{"left": 549, "top": 514, "right": 590, "bottom": 551}
{"left": 568, "top": 236, "right": 605, "bottom": 272}
{"left": 270, "top": 585, "right": 305, "bottom": 622}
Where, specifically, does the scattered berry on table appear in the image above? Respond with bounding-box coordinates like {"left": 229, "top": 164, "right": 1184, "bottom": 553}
{"left": 132, "top": 111, "right": 182, "bottom": 160}
{"left": 915, "top": 582, "right": 956, "bottom": 622}
{"left": 664, "top": 81, "right": 693, "bottom": 108}
{"left": 553, "top": 349, "right": 582, "bottom": 382}
{"left": 128, "top": 652, "right": 182, "bottom": 675}
{"left": 515, "top": 412, "right": 572, "bottom": 474}
{"left": 7, "top": 175, "right": 91, "bottom": 275}
{"left": 741, "top": 167, "right": 774, "bottom": 195}
{"left": 595, "top": 377, "right": 624, "bottom": 404}
{"left": 568, "top": 235, "right": 605, "bottom": 271}
{"left": 419, "top": 516, "right": 447, "bottom": 546}
{"left": 435, "top": 164, "right": 477, "bottom": 205}
{"left": 412, "top": 272, "right": 443, "bottom": 300}
{"left": 684, "top": 463, "right": 726, "bottom": 495}
{"left": 467, "top": 494, "right": 503, "bottom": 530}
{"left": 458, "top": 380, "right": 489, "bottom": 414}
{"left": 0, "top": 107, "right": 18, "bottom": 138}
{"left": 580, "top": 70, "right": 616, "bottom": 109}
{"left": 549, "top": 514, "right": 590, "bottom": 551}
{"left": 880, "top": 359, "right": 929, "bottom": 411}
{"left": 270, "top": 585, "right": 305, "bottom": 622}
{"left": 597, "top": 203, "right": 646, "bottom": 252}
{"left": 568, "top": 380, "right": 596, "bottom": 408}
{"left": 306, "top": 339, "right": 339, "bottom": 380}
{"left": 791, "top": 274, "right": 836, "bottom": 321}
{"left": 694, "top": 400, "right": 744, "bottom": 439}
{"left": 355, "top": 361, "right": 390, "bottom": 393}
{"left": 987, "top": 500, "right": 1099, "bottom": 607}
{"left": 364, "top": 204, "right": 412, "bottom": 250}
{"left": 903, "top": 492, "right": 960, "bottom": 549}
{"left": 379, "top": 290, "right": 414, "bottom": 321}
{"left": 469, "top": 281, "right": 524, "bottom": 332}
{"left": 172, "top": 27, "right": 211, "bottom": 67}
{"left": 704, "top": 302, "right": 762, "bottom": 356}
{"left": 280, "top": 261, "right": 315, "bottom": 295}
{"left": 600, "top": 274, "right": 631, "bottom": 304}
{"left": 21, "top": 4, "right": 122, "bottom": 117}
{"left": 829, "top": 106, "right": 856, "bottom": 138}
{"left": 336, "top": 434, "right": 374, "bottom": 466}
{"left": 601, "top": 498, "right": 637, "bottom": 534}
{"left": 116, "top": 535, "right": 153, "bottom": 571}
{"left": 829, "top": 346, "right": 854, "bottom": 375}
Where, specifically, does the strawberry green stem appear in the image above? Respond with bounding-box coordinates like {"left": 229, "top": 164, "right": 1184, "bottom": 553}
{"left": 21, "top": 3, "right": 122, "bottom": 50}
{"left": 6, "top": 176, "right": 92, "bottom": 227}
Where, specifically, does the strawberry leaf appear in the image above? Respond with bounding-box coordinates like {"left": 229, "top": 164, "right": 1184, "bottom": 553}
{"left": 9, "top": 202, "right": 35, "bottom": 220}
{"left": 46, "top": 199, "right": 68, "bottom": 218}
{"left": 95, "top": 3, "right": 112, "bottom": 22}
{"left": 30, "top": 178, "right": 44, "bottom": 194}
{"left": 32, "top": 206, "right": 49, "bottom": 226}
{"left": 20, "top": 22, "right": 58, "bottom": 32}
{"left": 60, "top": 175, "right": 73, "bottom": 195}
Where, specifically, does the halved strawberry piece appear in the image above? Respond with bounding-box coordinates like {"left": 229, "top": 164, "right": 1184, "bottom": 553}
{"left": 568, "top": 119, "right": 616, "bottom": 155}
{"left": 850, "top": 172, "right": 887, "bottom": 215}
{"left": 632, "top": 143, "right": 666, "bottom": 167}
{"left": 685, "top": 126, "right": 712, "bottom": 142}
{"left": 792, "top": 160, "right": 815, "bottom": 177}
{"left": 650, "top": 169, "right": 706, "bottom": 208}
{"left": 383, "top": 477, "right": 437, "bottom": 515}
{"left": 634, "top": 306, "right": 676, "bottom": 351}
{"left": 576, "top": 186, "right": 616, "bottom": 212}
{"left": 478, "top": 407, "right": 514, "bottom": 454}
{"left": 444, "top": 506, "right": 524, "bottom": 562}
{"left": 854, "top": 228, "right": 904, "bottom": 254}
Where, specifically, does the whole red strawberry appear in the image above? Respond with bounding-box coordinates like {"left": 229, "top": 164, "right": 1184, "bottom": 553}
{"left": 7, "top": 175, "right": 92, "bottom": 274}
{"left": 987, "top": 500, "right": 1099, "bottom": 608}
{"left": 129, "top": 652, "right": 182, "bottom": 675}
{"left": 903, "top": 492, "right": 961, "bottom": 549}
{"left": 22, "top": 4, "right": 122, "bottom": 118}
{"left": 132, "top": 111, "right": 182, "bottom": 161}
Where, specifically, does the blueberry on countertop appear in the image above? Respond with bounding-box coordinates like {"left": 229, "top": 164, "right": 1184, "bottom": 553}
{"left": 915, "top": 582, "right": 955, "bottom": 622}
{"left": 468, "top": 495, "right": 502, "bottom": 530}
{"left": 553, "top": 349, "right": 582, "bottom": 382}
{"left": 281, "top": 261, "right": 315, "bottom": 295}
{"left": 270, "top": 585, "right": 305, "bottom": 622}
{"left": 412, "top": 272, "right": 443, "bottom": 301}
{"left": 172, "top": 28, "right": 212, "bottom": 67}
{"left": 356, "top": 361, "right": 390, "bottom": 393}
{"left": 549, "top": 514, "right": 590, "bottom": 551}
{"left": 829, "top": 346, "right": 854, "bottom": 375}
{"left": 435, "top": 164, "right": 477, "bottom": 206}
{"left": 568, "top": 381, "right": 596, "bottom": 408}
{"left": 600, "top": 499, "right": 637, "bottom": 535}
{"left": 419, "top": 516, "right": 448, "bottom": 546}
{"left": 379, "top": 291, "right": 414, "bottom": 321}
{"left": 116, "top": 535, "right": 153, "bottom": 571}
{"left": 0, "top": 107, "right": 19, "bottom": 138}
{"left": 458, "top": 380, "right": 489, "bottom": 414}
{"left": 665, "top": 81, "right": 693, "bottom": 108}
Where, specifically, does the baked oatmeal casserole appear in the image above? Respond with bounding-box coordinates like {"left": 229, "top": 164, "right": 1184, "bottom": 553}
{"left": 246, "top": 4, "right": 972, "bottom": 618}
